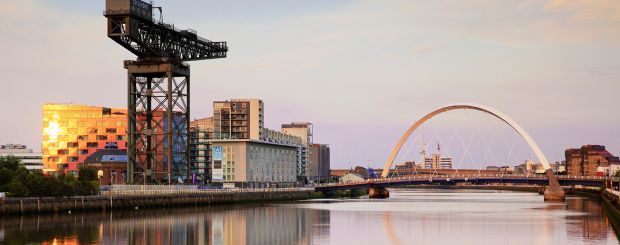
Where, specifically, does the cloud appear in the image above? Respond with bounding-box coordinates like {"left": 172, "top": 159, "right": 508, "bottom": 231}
{"left": 412, "top": 44, "right": 434, "bottom": 55}
{"left": 0, "top": 0, "right": 618, "bottom": 167}
{"left": 544, "top": 0, "right": 620, "bottom": 21}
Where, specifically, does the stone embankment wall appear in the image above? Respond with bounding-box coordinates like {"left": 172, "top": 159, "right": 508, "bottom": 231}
{"left": 0, "top": 190, "right": 315, "bottom": 215}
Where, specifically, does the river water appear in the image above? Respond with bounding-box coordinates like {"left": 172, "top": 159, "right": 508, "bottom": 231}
{"left": 0, "top": 189, "right": 617, "bottom": 245}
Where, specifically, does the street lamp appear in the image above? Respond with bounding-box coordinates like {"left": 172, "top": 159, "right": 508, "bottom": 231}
{"left": 142, "top": 173, "right": 146, "bottom": 191}
{"left": 97, "top": 170, "right": 104, "bottom": 186}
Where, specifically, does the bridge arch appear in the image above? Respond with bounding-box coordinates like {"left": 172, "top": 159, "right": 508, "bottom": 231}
{"left": 381, "top": 103, "right": 550, "bottom": 178}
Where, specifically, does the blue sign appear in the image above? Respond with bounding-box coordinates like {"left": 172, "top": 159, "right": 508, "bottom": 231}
{"left": 213, "top": 146, "right": 223, "bottom": 160}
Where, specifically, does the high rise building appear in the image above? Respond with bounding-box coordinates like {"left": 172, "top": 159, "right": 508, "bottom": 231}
{"left": 308, "top": 144, "right": 330, "bottom": 182}
{"left": 0, "top": 144, "right": 43, "bottom": 172}
{"left": 566, "top": 145, "right": 620, "bottom": 176}
{"left": 213, "top": 99, "right": 263, "bottom": 140}
{"left": 281, "top": 122, "right": 313, "bottom": 178}
{"left": 42, "top": 104, "right": 128, "bottom": 175}
{"left": 189, "top": 117, "right": 214, "bottom": 184}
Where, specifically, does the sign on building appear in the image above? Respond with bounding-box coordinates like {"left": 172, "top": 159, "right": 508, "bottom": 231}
{"left": 212, "top": 146, "right": 223, "bottom": 180}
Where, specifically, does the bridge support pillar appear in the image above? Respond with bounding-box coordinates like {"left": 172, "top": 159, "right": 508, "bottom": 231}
{"left": 369, "top": 187, "right": 390, "bottom": 199}
{"left": 543, "top": 169, "right": 565, "bottom": 201}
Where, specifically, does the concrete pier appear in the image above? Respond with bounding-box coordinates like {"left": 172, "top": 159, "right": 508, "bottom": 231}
{"left": 368, "top": 187, "right": 390, "bottom": 199}
{"left": 543, "top": 169, "right": 566, "bottom": 201}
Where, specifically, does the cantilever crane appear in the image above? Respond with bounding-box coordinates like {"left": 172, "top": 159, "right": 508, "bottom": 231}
{"left": 104, "top": 0, "right": 227, "bottom": 184}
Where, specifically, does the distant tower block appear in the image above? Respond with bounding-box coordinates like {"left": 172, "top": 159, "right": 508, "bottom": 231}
{"left": 104, "top": 0, "right": 227, "bottom": 184}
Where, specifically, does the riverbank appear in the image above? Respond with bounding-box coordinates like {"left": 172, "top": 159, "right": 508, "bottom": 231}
{"left": 0, "top": 189, "right": 316, "bottom": 215}
{"left": 0, "top": 187, "right": 372, "bottom": 215}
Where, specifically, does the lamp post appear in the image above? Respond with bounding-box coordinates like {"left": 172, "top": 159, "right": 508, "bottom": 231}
{"left": 97, "top": 170, "right": 104, "bottom": 186}
{"left": 142, "top": 173, "right": 146, "bottom": 191}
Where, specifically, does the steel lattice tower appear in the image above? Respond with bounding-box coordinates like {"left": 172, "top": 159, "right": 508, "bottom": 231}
{"left": 104, "top": 0, "right": 227, "bottom": 184}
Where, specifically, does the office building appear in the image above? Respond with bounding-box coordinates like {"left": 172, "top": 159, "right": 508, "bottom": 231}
{"left": 0, "top": 144, "right": 43, "bottom": 172}
{"left": 424, "top": 154, "right": 453, "bottom": 169}
{"left": 211, "top": 139, "right": 299, "bottom": 187}
{"left": 42, "top": 104, "right": 128, "bottom": 176}
{"left": 308, "top": 144, "right": 330, "bottom": 182}
{"left": 566, "top": 145, "right": 620, "bottom": 176}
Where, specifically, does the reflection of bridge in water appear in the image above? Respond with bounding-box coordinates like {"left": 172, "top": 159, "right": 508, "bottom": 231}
{"left": 318, "top": 103, "right": 606, "bottom": 200}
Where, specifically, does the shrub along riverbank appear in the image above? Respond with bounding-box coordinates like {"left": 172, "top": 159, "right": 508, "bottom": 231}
{"left": 0, "top": 156, "right": 99, "bottom": 197}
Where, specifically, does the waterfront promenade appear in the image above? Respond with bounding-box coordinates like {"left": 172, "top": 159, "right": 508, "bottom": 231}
{"left": 0, "top": 187, "right": 315, "bottom": 215}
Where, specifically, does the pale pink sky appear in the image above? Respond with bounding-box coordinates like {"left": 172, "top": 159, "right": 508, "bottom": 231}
{"left": 0, "top": 0, "right": 618, "bottom": 168}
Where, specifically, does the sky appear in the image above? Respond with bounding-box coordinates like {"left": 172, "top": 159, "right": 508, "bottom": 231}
{"left": 0, "top": 0, "right": 618, "bottom": 169}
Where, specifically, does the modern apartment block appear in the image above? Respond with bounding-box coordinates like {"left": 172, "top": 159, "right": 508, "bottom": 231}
{"left": 566, "top": 145, "right": 620, "bottom": 176}
{"left": 281, "top": 122, "right": 313, "bottom": 178}
{"left": 213, "top": 99, "right": 264, "bottom": 140}
{"left": 308, "top": 144, "right": 330, "bottom": 182}
{"left": 0, "top": 144, "right": 43, "bottom": 172}
{"left": 189, "top": 117, "right": 214, "bottom": 184}
{"left": 42, "top": 104, "right": 128, "bottom": 175}
{"left": 190, "top": 99, "right": 312, "bottom": 187}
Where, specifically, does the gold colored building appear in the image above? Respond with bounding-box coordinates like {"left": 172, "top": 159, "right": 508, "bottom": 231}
{"left": 42, "top": 104, "right": 128, "bottom": 175}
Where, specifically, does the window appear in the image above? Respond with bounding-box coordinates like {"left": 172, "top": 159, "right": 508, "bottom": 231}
{"left": 96, "top": 135, "right": 108, "bottom": 140}
{"left": 116, "top": 135, "right": 125, "bottom": 140}
{"left": 57, "top": 149, "right": 69, "bottom": 155}
{"left": 87, "top": 142, "right": 98, "bottom": 148}
{"left": 106, "top": 128, "right": 117, "bottom": 134}
{"left": 67, "top": 142, "right": 79, "bottom": 148}
{"left": 89, "top": 128, "right": 98, "bottom": 134}
{"left": 77, "top": 135, "right": 89, "bottom": 141}
{"left": 78, "top": 149, "right": 89, "bottom": 155}
{"left": 68, "top": 156, "right": 79, "bottom": 162}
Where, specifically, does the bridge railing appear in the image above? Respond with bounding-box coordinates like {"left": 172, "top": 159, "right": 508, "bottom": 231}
{"left": 101, "top": 187, "right": 314, "bottom": 197}
{"left": 317, "top": 173, "right": 608, "bottom": 188}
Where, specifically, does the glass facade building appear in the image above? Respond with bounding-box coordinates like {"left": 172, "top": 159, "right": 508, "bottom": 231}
{"left": 42, "top": 104, "right": 128, "bottom": 175}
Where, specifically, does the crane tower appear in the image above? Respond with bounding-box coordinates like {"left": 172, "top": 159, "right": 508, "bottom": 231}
{"left": 104, "top": 0, "right": 227, "bottom": 184}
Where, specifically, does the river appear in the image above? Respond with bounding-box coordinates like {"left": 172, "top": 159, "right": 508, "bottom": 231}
{"left": 0, "top": 189, "right": 617, "bottom": 244}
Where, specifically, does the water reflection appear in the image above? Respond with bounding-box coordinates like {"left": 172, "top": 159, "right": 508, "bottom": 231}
{"left": 0, "top": 189, "right": 617, "bottom": 245}
{"left": 0, "top": 205, "right": 328, "bottom": 245}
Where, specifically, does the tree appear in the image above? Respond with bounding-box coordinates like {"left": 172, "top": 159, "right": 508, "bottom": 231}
{"left": 0, "top": 156, "right": 21, "bottom": 172}
{"left": 0, "top": 168, "right": 13, "bottom": 189}
{"left": 7, "top": 179, "right": 29, "bottom": 197}
{"left": 78, "top": 166, "right": 98, "bottom": 181}
{"left": 24, "top": 173, "right": 46, "bottom": 197}
{"left": 58, "top": 174, "right": 77, "bottom": 197}
{"left": 76, "top": 181, "right": 99, "bottom": 196}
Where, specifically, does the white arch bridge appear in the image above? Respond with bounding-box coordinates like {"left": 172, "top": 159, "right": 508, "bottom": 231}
{"left": 316, "top": 103, "right": 592, "bottom": 201}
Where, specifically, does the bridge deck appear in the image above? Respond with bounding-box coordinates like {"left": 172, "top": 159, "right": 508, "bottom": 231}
{"left": 315, "top": 174, "right": 606, "bottom": 192}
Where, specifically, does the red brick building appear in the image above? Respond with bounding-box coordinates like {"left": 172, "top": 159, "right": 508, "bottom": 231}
{"left": 565, "top": 145, "right": 620, "bottom": 176}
